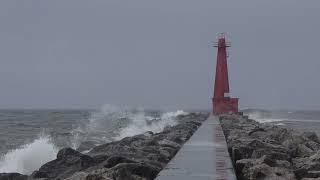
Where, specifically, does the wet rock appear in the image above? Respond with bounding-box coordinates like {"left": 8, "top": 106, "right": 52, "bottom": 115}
{"left": 0, "top": 173, "right": 28, "bottom": 180}
{"left": 306, "top": 141, "right": 320, "bottom": 152}
{"left": 276, "top": 160, "right": 291, "bottom": 169}
{"left": 303, "top": 132, "right": 320, "bottom": 144}
{"left": 236, "top": 156, "right": 296, "bottom": 180}
{"left": 27, "top": 112, "right": 208, "bottom": 180}
{"left": 245, "top": 164, "right": 295, "bottom": 180}
{"left": 64, "top": 172, "right": 88, "bottom": 180}
{"left": 293, "top": 151, "right": 320, "bottom": 178}
{"left": 158, "top": 139, "right": 181, "bottom": 149}
{"left": 31, "top": 148, "right": 95, "bottom": 179}
{"left": 306, "top": 171, "right": 320, "bottom": 178}
{"left": 108, "top": 163, "right": 160, "bottom": 180}
{"left": 294, "top": 144, "right": 314, "bottom": 158}
{"left": 76, "top": 141, "right": 97, "bottom": 152}
{"left": 220, "top": 114, "right": 320, "bottom": 180}
{"left": 103, "top": 156, "right": 137, "bottom": 168}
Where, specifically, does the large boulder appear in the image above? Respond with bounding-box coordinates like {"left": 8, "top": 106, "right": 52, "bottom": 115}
{"left": 31, "top": 148, "right": 95, "bottom": 179}
{"left": 293, "top": 151, "right": 320, "bottom": 179}
{"left": 236, "top": 156, "right": 296, "bottom": 180}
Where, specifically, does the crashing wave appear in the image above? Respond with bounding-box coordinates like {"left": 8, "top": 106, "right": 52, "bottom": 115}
{"left": 0, "top": 134, "right": 58, "bottom": 174}
{"left": 0, "top": 104, "right": 188, "bottom": 175}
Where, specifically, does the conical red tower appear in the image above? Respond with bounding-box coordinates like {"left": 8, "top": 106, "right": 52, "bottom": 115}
{"left": 212, "top": 34, "right": 238, "bottom": 115}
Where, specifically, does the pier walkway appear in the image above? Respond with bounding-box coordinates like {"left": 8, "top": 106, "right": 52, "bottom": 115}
{"left": 156, "top": 115, "right": 236, "bottom": 180}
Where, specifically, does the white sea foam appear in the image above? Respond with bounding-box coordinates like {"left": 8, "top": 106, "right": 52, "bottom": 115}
{"left": 70, "top": 104, "right": 132, "bottom": 149}
{"left": 247, "top": 111, "right": 286, "bottom": 123}
{"left": 254, "top": 118, "right": 286, "bottom": 123}
{"left": 71, "top": 104, "right": 188, "bottom": 146}
{"left": 0, "top": 105, "right": 187, "bottom": 174}
{"left": 0, "top": 134, "right": 58, "bottom": 174}
{"left": 115, "top": 109, "right": 187, "bottom": 140}
{"left": 280, "top": 119, "right": 320, "bottom": 123}
{"left": 247, "top": 111, "right": 320, "bottom": 124}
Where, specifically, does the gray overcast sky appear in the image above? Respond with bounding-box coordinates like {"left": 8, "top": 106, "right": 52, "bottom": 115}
{"left": 0, "top": 0, "right": 319, "bottom": 110}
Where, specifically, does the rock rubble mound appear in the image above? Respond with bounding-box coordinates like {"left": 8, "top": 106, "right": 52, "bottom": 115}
{"left": 0, "top": 112, "right": 208, "bottom": 180}
{"left": 220, "top": 114, "right": 320, "bottom": 180}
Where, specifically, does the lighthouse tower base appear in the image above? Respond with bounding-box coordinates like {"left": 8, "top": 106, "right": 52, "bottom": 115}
{"left": 212, "top": 97, "right": 238, "bottom": 115}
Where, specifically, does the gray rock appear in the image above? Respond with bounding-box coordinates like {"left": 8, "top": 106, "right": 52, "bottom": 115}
{"left": 0, "top": 173, "right": 28, "bottom": 180}
{"left": 306, "top": 171, "right": 320, "bottom": 178}
{"left": 31, "top": 148, "right": 95, "bottom": 179}
{"left": 236, "top": 156, "right": 296, "bottom": 180}
{"left": 303, "top": 132, "right": 320, "bottom": 144}
{"left": 293, "top": 151, "right": 320, "bottom": 178}
{"left": 64, "top": 172, "right": 88, "bottom": 180}
{"left": 220, "top": 114, "right": 320, "bottom": 180}
{"left": 103, "top": 156, "right": 137, "bottom": 168}
{"left": 76, "top": 141, "right": 97, "bottom": 152}
{"left": 28, "top": 112, "right": 207, "bottom": 180}
{"left": 158, "top": 139, "right": 181, "bottom": 149}
{"left": 306, "top": 141, "right": 320, "bottom": 152}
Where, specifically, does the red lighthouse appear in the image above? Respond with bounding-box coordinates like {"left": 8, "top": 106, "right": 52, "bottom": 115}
{"left": 212, "top": 34, "right": 239, "bottom": 115}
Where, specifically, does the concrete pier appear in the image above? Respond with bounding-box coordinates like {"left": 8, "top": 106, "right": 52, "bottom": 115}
{"left": 156, "top": 115, "right": 236, "bottom": 180}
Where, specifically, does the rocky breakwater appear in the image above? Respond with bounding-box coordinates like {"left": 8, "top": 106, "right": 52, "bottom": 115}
{"left": 0, "top": 112, "right": 208, "bottom": 180}
{"left": 219, "top": 114, "right": 320, "bottom": 180}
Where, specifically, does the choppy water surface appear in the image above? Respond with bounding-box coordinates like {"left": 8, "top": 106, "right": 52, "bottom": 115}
{"left": 244, "top": 109, "right": 320, "bottom": 135}
{"left": 2, "top": 107, "right": 319, "bottom": 175}
{"left": 0, "top": 105, "right": 187, "bottom": 174}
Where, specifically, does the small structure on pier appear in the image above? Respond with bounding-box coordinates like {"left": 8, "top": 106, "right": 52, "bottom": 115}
{"left": 212, "top": 34, "right": 239, "bottom": 115}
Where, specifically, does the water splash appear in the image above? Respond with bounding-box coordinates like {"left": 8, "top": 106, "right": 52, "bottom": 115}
{"left": 0, "top": 134, "right": 58, "bottom": 174}
{"left": 71, "top": 104, "right": 188, "bottom": 146}
{"left": 0, "top": 105, "right": 188, "bottom": 174}
{"left": 115, "top": 109, "right": 187, "bottom": 140}
{"left": 70, "top": 104, "right": 131, "bottom": 149}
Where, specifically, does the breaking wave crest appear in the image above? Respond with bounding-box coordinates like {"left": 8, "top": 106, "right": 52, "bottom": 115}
{"left": 246, "top": 111, "right": 286, "bottom": 123}
{"left": 115, "top": 109, "right": 187, "bottom": 140}
{"left": 71, "top": 104, "right": 188, "bottom": 147}
{"left": 0, "top": 104, "right": 187, "bottom": 175}
{"left": 70, "top": 104, "right": 129, "bottom": 149}
{"left": 0, "top": 134, "right": 58, "bottom": 174}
